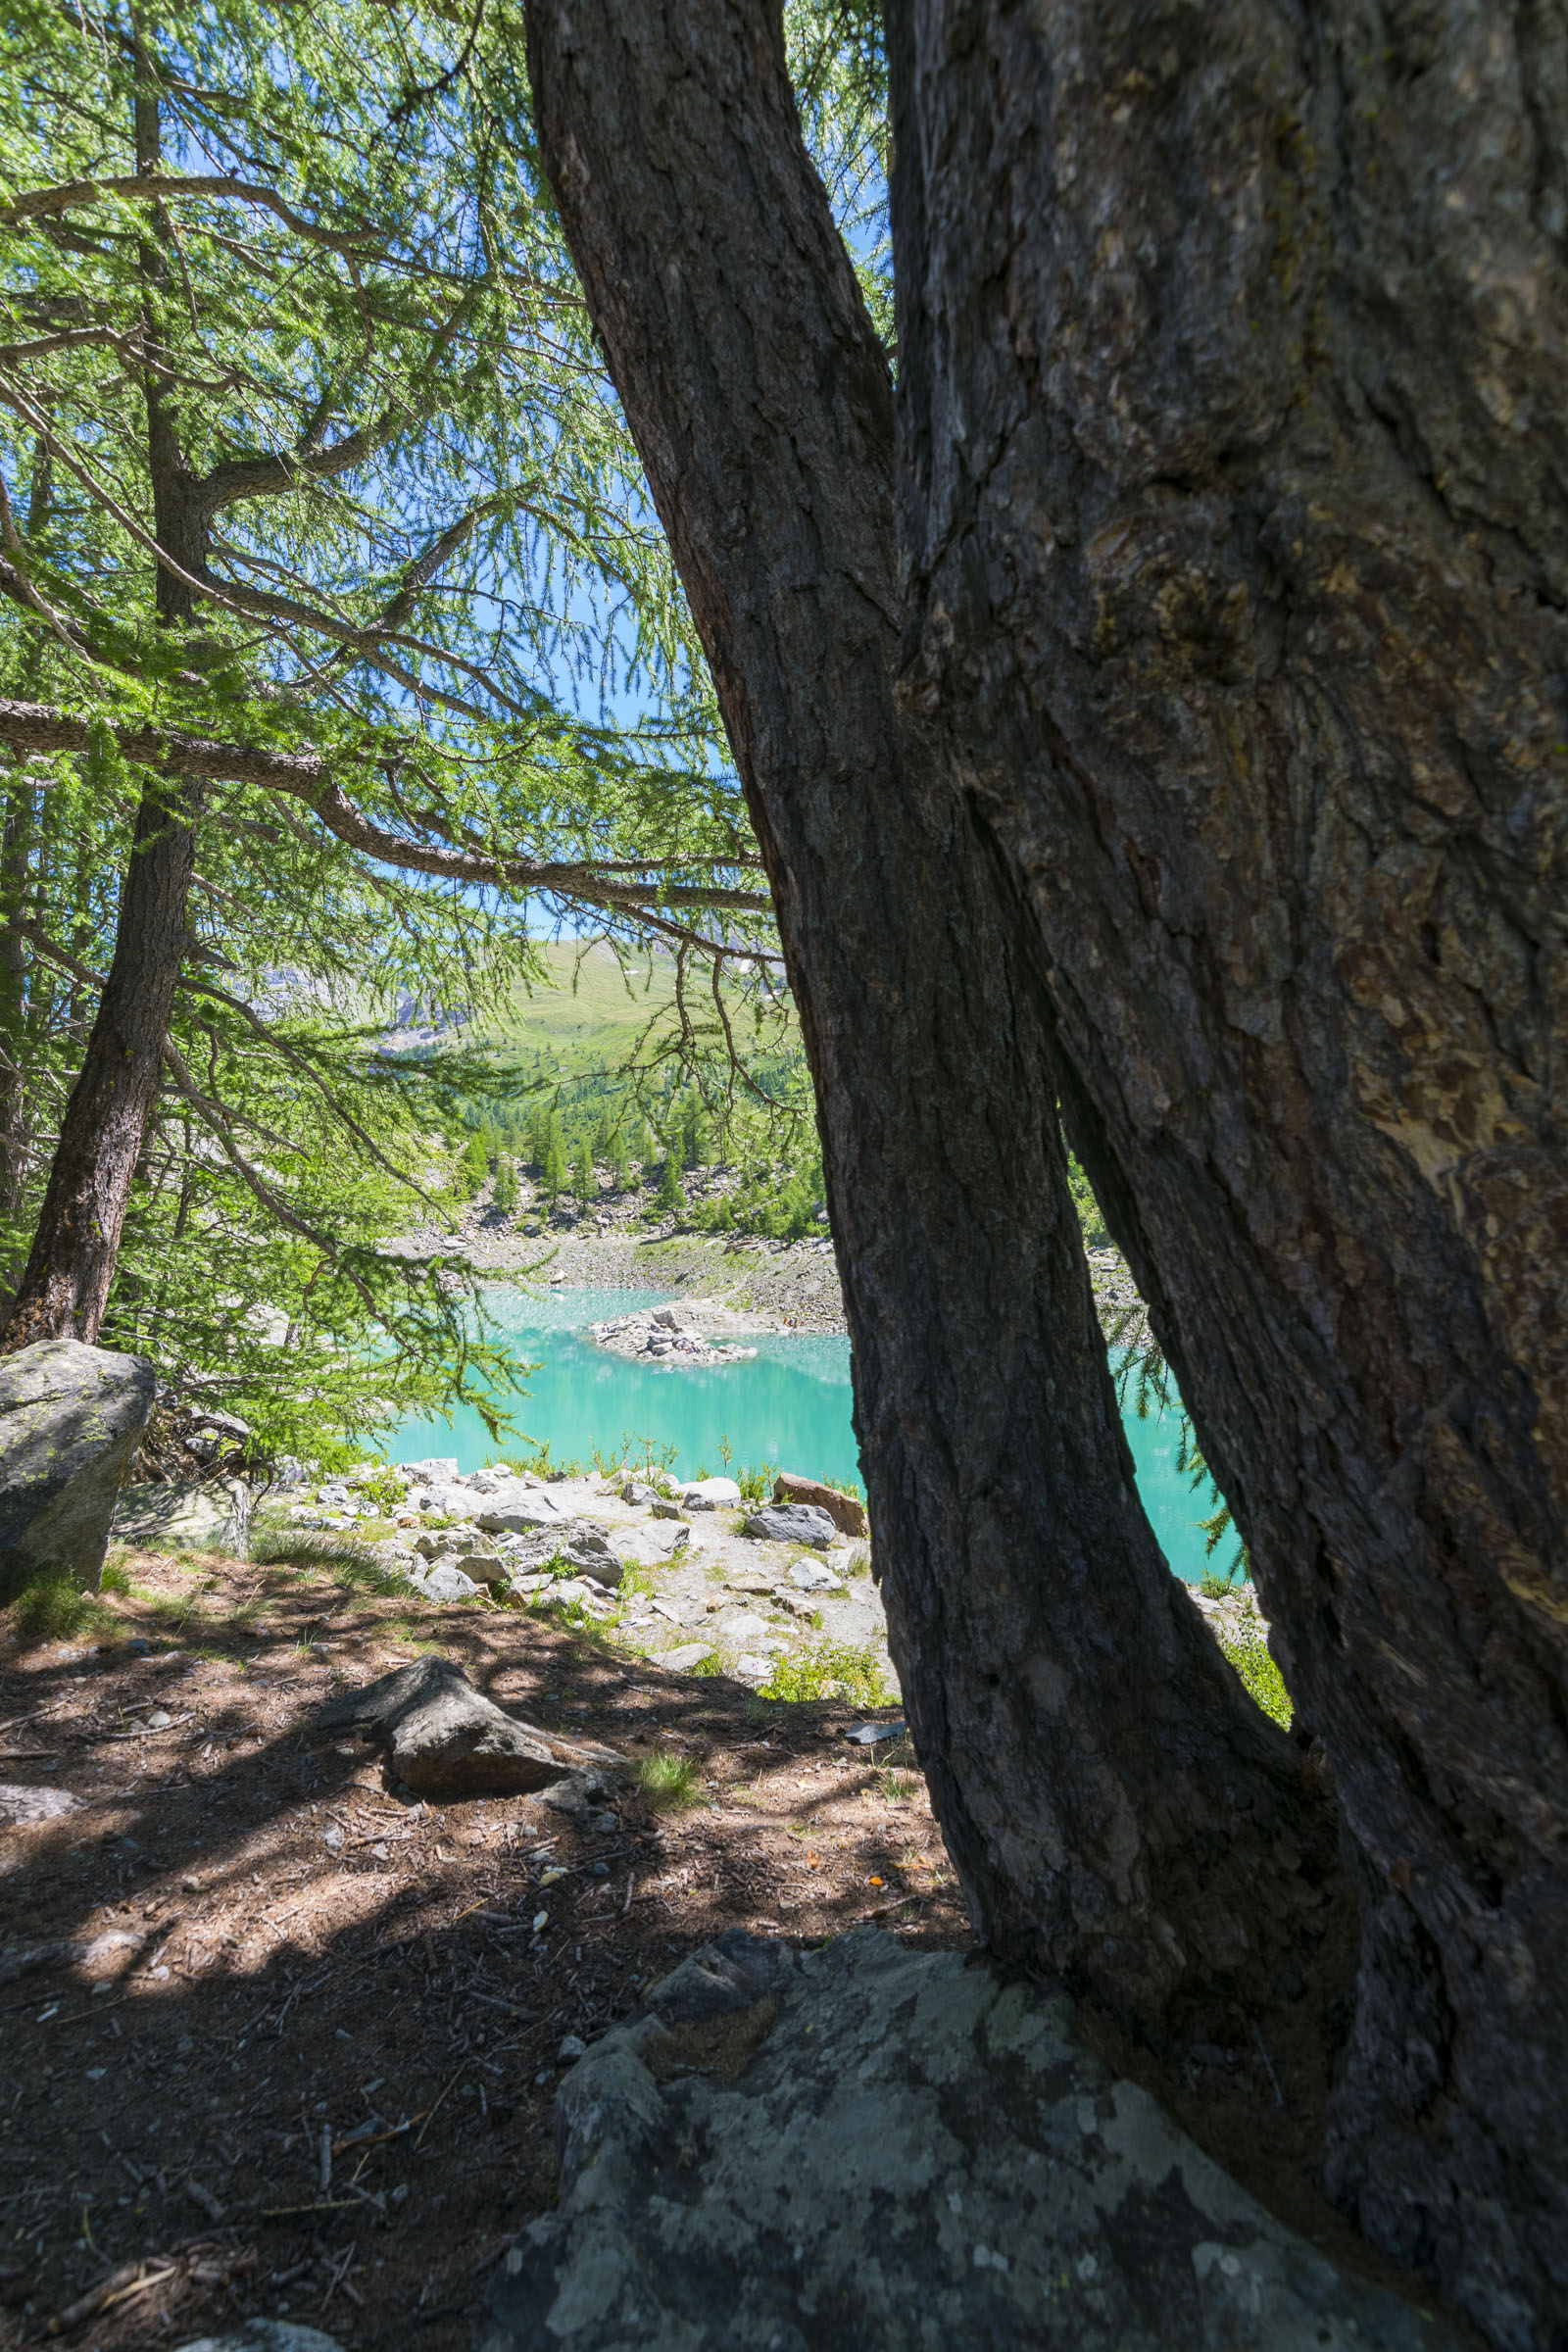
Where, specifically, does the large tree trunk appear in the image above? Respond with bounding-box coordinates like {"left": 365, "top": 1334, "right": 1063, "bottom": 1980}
{"left": 887, "top": 3, "right": 1568, "bottom": 2341}
{"left": 525, "top": 0, "right": 1335, "bottom": 2043}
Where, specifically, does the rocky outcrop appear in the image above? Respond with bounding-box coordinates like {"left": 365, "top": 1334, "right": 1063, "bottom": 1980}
{"left": 316, "top": 1656, "right": 626, "bottom": 1799}
{"left": 0, "top": 1339, "right": 156, "bottom": 1592}
{"left": 478, "top": 1929, "right": 1464, "bottom": 2352}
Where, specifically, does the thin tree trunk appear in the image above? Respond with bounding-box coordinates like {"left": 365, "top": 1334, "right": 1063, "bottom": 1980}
{"left": 0, "top": 778, "right": 196, "bottom": 1348}
{"left": 0, "top": 57, "right": 204, "bottom": 1353}
{"left": 0, "top": 439, "right": 56, "bottom": 1246}
{"left": 887, "top": 3, "right": 1568, "bottom": 2341}
{"left": 525, "top": 0, "right": 1334, "bottom": 2039}
{"left": 0, "top": 776, "right": 31, "bottom": 1230}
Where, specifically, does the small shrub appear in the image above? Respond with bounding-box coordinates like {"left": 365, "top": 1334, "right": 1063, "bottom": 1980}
{"left": 496, "top": 1442, "right": 584, "bottom": 1482}
{"left": 760, "top": 1642, "right": 892, "bottom": 1707}
{"left": 638, "top": 1749, "right": 701, "bottom": 1808}
{"left": 352, "top": 1464, "right": 408, "bottom": 1514}
{"left": 1220, "top": 1634, "right": 1294, "bottom": 1731}
{"left": 735, "top": 1461, "right": 773, "bottom": 1503}
{"left": 690, "top": 1651, "right": 722, "bottom": 1678}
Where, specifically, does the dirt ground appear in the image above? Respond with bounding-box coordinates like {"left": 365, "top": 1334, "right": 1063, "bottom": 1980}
{"left": 0, "top": 1544, "right": 1472, "bottom": 2352}
{"left": 0, "top": 1544, "right": 960, "bottom": 2350}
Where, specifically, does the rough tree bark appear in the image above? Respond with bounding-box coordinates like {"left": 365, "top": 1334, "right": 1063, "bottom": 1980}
{"left": 887, "top": 6, "right": 1568, "bottom": 2343}
{"left": 0, "top": 73, "right": 204, "bottom": 1352}
{"left": 524, "top": 0, "right": 1334, "bottom": 2050}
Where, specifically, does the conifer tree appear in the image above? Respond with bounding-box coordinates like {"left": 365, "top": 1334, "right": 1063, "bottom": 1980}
{"left": 0, "top": 0, "right": 775, "bottom": 1408}
{"left": 652, "top": 1152, "right": 685, "bottom": 1223}
{"left": 539, "top": 1115, "right": 566, "bottom": 1207}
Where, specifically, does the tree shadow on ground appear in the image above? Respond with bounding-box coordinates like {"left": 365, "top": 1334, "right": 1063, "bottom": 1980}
{"left": 0, "top": 1544, "right": 953, "bottom": 2349}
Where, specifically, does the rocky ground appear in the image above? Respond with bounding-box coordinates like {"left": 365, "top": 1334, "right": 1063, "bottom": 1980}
{"left": 266, "top": 1456, "right": 894, "bottom": 1697}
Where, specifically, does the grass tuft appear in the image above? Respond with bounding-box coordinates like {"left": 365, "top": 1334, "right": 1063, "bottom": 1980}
{"left": 10, "top": 1568, "right": 114, "bottom": 1643}
{"left": 637, "top": 1749, "right": 701, "bottom": 1808}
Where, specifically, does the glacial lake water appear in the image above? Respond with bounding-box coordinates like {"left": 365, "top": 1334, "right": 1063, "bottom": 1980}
{"left": 377, "top": 1285, "right": 1221, "bottom": 1585}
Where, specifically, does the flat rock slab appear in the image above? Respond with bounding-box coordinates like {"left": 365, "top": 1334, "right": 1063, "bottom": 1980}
{"left": 478, "top": 1930, "right": 1463, "bottom": 2352}
{"left": 113, "top": 1477, "right": 252, "bottom": 1558}
{"left": 0, "top": 1339, "right": 155, "bottom": 1590}
{"left": 316, "top": 1655, "right": 625, "bottom": 1799}
{"left": 742, "top": 1502, "right": 836, "bottom": 1549}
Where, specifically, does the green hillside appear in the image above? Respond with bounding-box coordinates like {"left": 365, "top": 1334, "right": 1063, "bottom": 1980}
{"left": 475, "top": 940, "right": 681, "bottom": 1071}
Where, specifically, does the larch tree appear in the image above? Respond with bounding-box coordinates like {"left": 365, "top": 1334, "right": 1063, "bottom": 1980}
{"left": 0, "top": 0, "right": 779, "bottom": 1453}
{"left": 523, "top": 3, "right": 1568, "bottom": 2344}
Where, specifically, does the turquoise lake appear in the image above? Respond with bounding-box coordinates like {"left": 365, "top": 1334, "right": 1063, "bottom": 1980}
{"left": 378, "top": 1286, "right": 1219, "bottom": 1585}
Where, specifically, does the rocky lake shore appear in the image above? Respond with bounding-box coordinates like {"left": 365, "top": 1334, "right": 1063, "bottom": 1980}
{"left": 389, "top": 1216, "right": 1152, "bottom": 1351}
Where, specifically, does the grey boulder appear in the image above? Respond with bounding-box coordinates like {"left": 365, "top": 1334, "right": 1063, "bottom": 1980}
{"left": 475, "top": 1494, "right": 567, "bottom": 1535}
{"left": 502, "top": 1519, "right": 624, "bottom": 1588}
{"left": 0, "top": 1339, "right": 156, "bottom": 1591}
{"left": 413, "top": 1562, "right": 482, "bottom": 1601}
{"left": 478, "top": 1930, "right": 1465, "bottom": 2352}
{"left": 113, "top": 1477, "right": 252, "bottom": 1558}
{"left": 788, "top": 1554, "right": 844, "bottom": 1592}
{"left": 316, "top": 1655, "right": 625, "bottom": 1800}
{"left": 773, "top": 1469, "right": 866, "bottom": 1537}
{"left": 742, "top": 1501, "right": 837, "bottom": 1549}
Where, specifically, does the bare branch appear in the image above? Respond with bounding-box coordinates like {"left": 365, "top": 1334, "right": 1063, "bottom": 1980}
{"left": 159, "top": 1036, "right": 383, "bottom": 1319}
{"left": 0, "top": 173, "right": 386, "bottom": 258}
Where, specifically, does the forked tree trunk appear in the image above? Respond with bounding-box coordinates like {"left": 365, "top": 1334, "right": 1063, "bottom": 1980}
{"left": 886, "top": 3, "right": 1568, "bottom": 2341}
{"left": 525, "top": 0, "right": 1334, "bottom": 2044}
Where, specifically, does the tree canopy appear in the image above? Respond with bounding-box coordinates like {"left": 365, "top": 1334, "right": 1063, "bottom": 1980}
{"left": 0, "top": 0, "right": 828, "bottom": 1453}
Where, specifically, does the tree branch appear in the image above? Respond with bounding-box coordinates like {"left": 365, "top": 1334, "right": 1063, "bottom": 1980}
{"left": 0, "top": 698, "right": 775, "bottom": 930}
{"left": 158, "top": 1035, "right": 382, "bottom": 1319}
{"left": 1, "top": 173, "right": 386, "bottom": 257}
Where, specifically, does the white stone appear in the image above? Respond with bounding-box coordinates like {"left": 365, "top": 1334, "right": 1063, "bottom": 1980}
{"left": 680, "top": 1477, "right": 742, "bottom": 1506}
